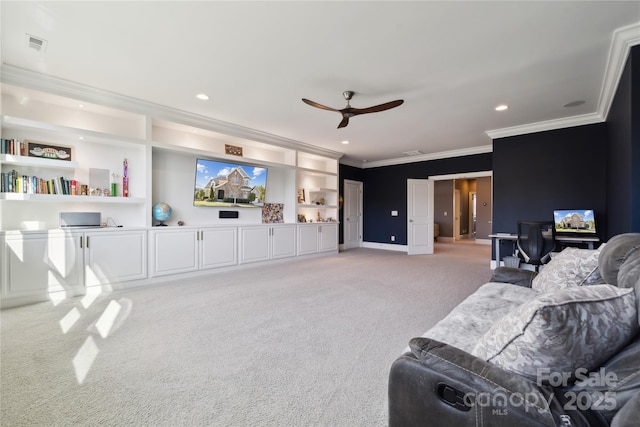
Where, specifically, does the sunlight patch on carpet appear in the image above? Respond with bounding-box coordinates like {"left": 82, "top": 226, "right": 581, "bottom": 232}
{"left": 73, "top": 336, "right": 99, "bottom": 384}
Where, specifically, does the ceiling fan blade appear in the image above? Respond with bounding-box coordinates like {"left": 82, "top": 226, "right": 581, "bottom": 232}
{"left": 337, "top": 116, "right": 350, "bottom": 128}
{"left": 302, "top": 98, "right": 340, "bottom": 112}
{"left": 350, "top": 99, "right": 404, "bottom": 115}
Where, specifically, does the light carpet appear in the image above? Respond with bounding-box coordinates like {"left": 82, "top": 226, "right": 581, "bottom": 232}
{"left": 1, "top": 242, "right": 491, "bottom": 426}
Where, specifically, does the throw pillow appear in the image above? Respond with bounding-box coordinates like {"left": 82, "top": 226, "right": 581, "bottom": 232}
{"left": 472, "top": 284, "right": 638, "bottom": 381}
{"left": 531, "top": 247, "right": 602, "bottom": 293}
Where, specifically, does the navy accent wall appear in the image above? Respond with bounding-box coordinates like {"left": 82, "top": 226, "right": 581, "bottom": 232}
{"left": 492, "top": 124, "right": 608, "bottom": 246}
{"left": 338, "top": 164, "right": 366, "bottom": 243}
{"left": 358, "top": 154, "right": 492, "bottom": 245}
{"left": 607, "top": 45, "right": 640, "bottom": 236}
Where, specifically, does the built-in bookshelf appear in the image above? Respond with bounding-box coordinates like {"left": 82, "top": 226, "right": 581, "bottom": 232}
{"left": 0, "top": 82, "right": 341, "bottom": 231}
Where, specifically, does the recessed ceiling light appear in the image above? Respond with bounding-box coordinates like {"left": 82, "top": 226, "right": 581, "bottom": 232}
{"left": 196, "top": 93, "right": 209, "bottom": 101}
{"left": 341, "top": 140, "right": 349, "bottom": 145}
{"left": 563, "top": 100, "right": 586, "bottom": 108}
{"left": 78, "top": 104, "right": 84, "bottom": 108}
{"left": 495, "top": 104, "right": 508, "bottom": 111}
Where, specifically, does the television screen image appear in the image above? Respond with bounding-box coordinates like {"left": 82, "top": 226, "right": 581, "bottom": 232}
{"left": 553, "top": 209, "right": 597, "bottom": 234}
{"left": 194, "top": 158, "right": 268, "bottom": 207}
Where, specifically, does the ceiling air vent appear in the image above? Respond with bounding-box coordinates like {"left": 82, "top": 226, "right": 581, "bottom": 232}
{"left": 403, "top": 150, "right": 423, "bottom": 157}
{"left": 25, "top": 34, "right": 47, "bottom": 53}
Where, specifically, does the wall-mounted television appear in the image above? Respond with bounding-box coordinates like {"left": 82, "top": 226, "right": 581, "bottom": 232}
{"left": 193, "top": 158, "right": 268, "bottom": 208}
{"left": 553, "top": 209, "right": 597, "bottom": 235}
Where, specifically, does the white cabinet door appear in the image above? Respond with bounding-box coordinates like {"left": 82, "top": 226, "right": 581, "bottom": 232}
{"left": 318, "top": 224, "right": 338, "bottom": 252}
{"left": 84, "top": 230, "right": 147, "bottom": 286}
{"left": 297, "top": 225, "right": 319, "bottom": 255}
{"left": 271, "top": 225, "right": 296, "bottom": 259}
{"left": 150, "top": 228, "right": 199, "bottom": 277}
{"left": 2, "top": 231, "right": 83, "bottom": 301}
{"left": 200, "top": 227, "right": 237, "bottom": 269}
{"left": 239, "top": 227, "right": 270, "bottom": 264}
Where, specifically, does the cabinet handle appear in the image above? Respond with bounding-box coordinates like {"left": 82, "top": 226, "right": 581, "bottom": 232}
{"left": 200, "top": 231, "right": 204, "bottom": 240}
{"left": 86, "top": 236, "right": 90, "bottom": 248}
{"left": 80, "top": 236, "right": 83, "bottom": 249}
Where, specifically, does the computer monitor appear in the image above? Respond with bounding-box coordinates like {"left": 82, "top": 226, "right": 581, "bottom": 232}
{"left": 553, "top": 209, "right": 597, "bottom": 235}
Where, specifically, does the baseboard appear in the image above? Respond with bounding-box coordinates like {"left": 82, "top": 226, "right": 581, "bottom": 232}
{"left": 362, "top": 242, "right": 408, "bottom": 252}
{"left": 438, "top": 236, "right": 454, "bottom": 243}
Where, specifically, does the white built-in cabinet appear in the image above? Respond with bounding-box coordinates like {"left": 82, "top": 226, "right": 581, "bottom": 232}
{"left": 238, "top": 225, "right": 296, "bottom": 264}
{"left": 297, "top": 223, "right": 339, "bottom": 255}
{"left": 1, "top": 228, "right": 147, "bottom": 305}
{"left": 149, "top": 226, "right": 237, "bottom": 277}
{"left": 0, "top": 76, "right": 340, "bottom": 308}
{"left": 83, "top": 229, "right": 147, "bottom": 286}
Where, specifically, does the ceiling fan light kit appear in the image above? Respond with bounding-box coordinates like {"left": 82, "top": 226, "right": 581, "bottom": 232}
{"left": 302, "top": 91, "right": 404, "bottom": 129}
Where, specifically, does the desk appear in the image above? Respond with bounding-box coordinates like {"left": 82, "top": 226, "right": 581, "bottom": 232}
{"left": 489, "top": 234, "right": 600, "bottom": 267}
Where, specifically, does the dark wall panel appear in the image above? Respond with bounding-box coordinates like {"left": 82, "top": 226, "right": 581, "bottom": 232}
{"left": 493, "top": 123, "right": 608, "bottom": 243}
{"left": 361, "top": 154, "right": 492, "bottom": 245}
{"left": 607, "top": 45, "right": 640, "bottom": 236}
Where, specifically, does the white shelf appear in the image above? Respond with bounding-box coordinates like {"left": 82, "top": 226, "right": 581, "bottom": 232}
{"left": 308, "top": 187, "right": 337, "bottom": 193}
{"left": 0, "top": 154, "right": 79, "bottom": 169}
{"left": 298, "top": 204, "right": 338, "bottom": 209}
{"left": 296, "top": 167, "right": 337, "bottom": 176}
{"left": 2, "top": 115, "right": 147, "bottom": 147}
{"left": 0, "top": 193, "right": 145, "bottom": 203}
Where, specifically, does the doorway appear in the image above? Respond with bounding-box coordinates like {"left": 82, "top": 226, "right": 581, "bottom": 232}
{"left": 429, "top": 171, "right": 492, "bottom": 246}
{"left": 469, "top": 192, "right": 477, "bottom": 239}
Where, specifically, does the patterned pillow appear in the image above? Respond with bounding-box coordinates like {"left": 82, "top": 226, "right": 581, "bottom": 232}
{"left": 531, "top": 247, "right": 602, "bottom": 293}
{"left": 472, "top": 285, "right": 638, "bottom": 381}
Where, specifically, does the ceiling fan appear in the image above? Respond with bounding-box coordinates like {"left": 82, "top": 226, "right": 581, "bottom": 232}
{"left": 302, "top": 91, "right": 404, "bottom": 129}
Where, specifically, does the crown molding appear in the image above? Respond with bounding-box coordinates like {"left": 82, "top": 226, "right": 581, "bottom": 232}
{"left": 486, "top": 21, "right": 640, "bottom": 141}
{"left": 598, "top": 22, "right": 640, "bottom": 120}
{"left": 0, "top": 64, "right": 344, "bottom": 160}
{"left": 341, "top": 144, "right": 493, "bottom": 169}
{"left": 486, "top": 112, "right": 604, "bottom": 140}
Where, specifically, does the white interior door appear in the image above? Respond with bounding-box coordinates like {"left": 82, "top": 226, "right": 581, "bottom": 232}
{"left": 343, "top": 180, "right": 362, "bottom": 249}
{"left": 407, "top": 179, "right": 434, "bottom": 255}
{"left": 454, "top": 189, "right": 461, "bottom": 240}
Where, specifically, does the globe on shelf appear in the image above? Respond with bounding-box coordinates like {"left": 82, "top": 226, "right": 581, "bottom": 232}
{"left": 152, "top": 202, "right": 172, "bottom": 226}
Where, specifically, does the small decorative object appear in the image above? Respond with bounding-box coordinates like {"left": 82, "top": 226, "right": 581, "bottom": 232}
{"left": 103, "top": 188, "right": 110, "bottom": 196}
{"left": 177, "top": 220, "right": 184, "bottom": 226}
{"left": 298, "top": 214, "right": 306, "bottom": 223}
{"left": 319, "top": 197, "right": 325, "bottom": 205}
{"left": 262, "top": 203, "right": 284, "bottom": 223}
{"left": 225, "top": 144, "right": 243, "bottom": 156}
{"left": 152, "top": 202, "right": 172, "bottom": 226}
{"left": 89, "top": 168, "right": 110, "bottom": 195}
{"left": 122, "top": 159, "right": 129, "bottom": 197}
{"left": 297, "top": 188, "right": 305, "bottom": 204}
{"left": 81, "top": 185, "right": 88, "bottom": 196}
{"left": 111, "top": 172, "right": 119, "bottom": 197}
{"left": 317, "top": 212, "right": 322, "bottom": 222}
{"left": 26, "top": 140, "right": 74, "bottom": 161}
{"left": 338, "top": 195, "right": 343, "bottom": 209}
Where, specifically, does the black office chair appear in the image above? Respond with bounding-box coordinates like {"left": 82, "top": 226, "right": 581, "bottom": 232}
{"left": 516, "top": 221, "right": 556, "bottom": 271}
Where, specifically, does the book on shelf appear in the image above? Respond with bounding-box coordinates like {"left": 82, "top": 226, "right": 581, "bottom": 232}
{"left": 0, "top": 139, "right": 28, "bottom": 156}
{"left": 0, "top": 169, "right": 83, "bottom": 196}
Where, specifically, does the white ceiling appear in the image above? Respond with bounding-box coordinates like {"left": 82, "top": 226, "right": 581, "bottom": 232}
{"left": 2, "top": 1, "right": 639, "bottom": 167}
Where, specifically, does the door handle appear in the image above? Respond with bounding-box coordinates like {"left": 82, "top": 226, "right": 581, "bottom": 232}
{"left": 409, "top": 219, "right": 414, "bottom": 222}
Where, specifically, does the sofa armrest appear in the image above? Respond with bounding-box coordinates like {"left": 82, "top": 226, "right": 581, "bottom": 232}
{"left": 611, "top": 392, "right": 640, "bottom": 427}
{"left": 491, "top": 266, "right": 538, "bottom": 287}
{"left": 388, "top": 337, "right": 607, "bottom": 427}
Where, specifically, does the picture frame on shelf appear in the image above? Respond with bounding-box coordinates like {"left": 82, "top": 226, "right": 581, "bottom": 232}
{"left": 224, "top": 144, "right": 243, "bottom": 156}
{"left": 262, "top": 203, "right": 284, "bottom": 223}
{"left": 297, "top": 188, "right": 305, "bottom": 204}
{"left": 26, "top": 140, "right": 74, "bottom": 161}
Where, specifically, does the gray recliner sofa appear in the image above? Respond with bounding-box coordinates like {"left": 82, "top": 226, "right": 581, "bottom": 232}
{"left": 389, "top": 233, "right": 640, "bottom": 426}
